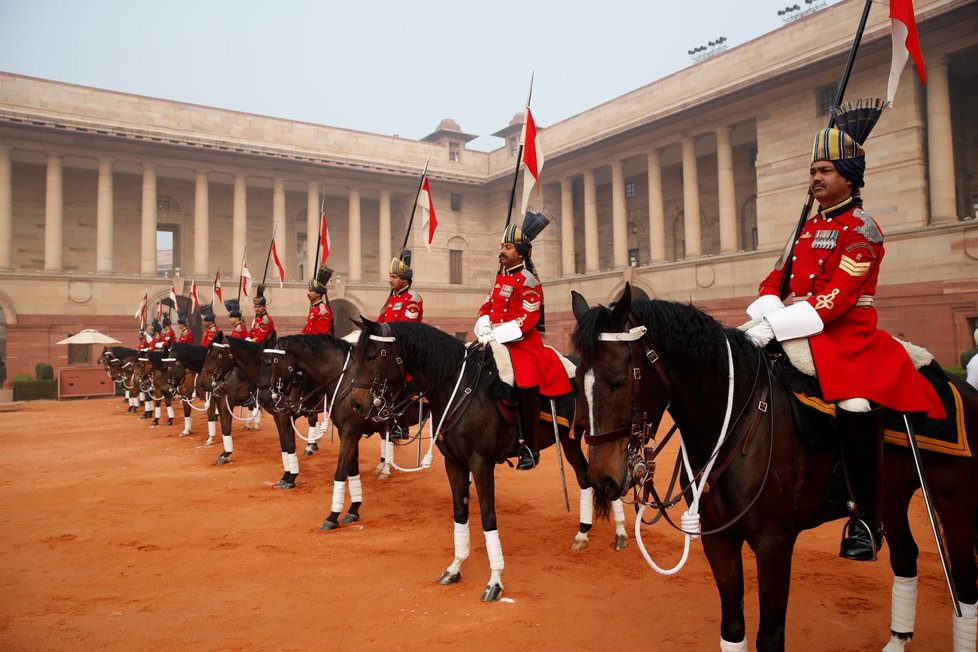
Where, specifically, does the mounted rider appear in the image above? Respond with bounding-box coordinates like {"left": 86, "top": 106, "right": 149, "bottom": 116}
{"left": 378, "top": 250, "right": 423, "bottom": 324}
{"left": 248, "top": 284, "right": 275, "bottom": 344}
{"left": 200, "top": 307, "right": 218, "bottom": 347}
{"left": 176, "top": 312, "right": 193, "bottom": 344}
{"left": 224, "top": 300, "right": 248, "bottom": 339}
{"left": 475, "top": 211, "right": 571, "bottom": 470}
{"left": 302, "top": 266, "right": 334, "bottom": 335}
{"left": 744, "top": 99, "right": 945, "bottom": 562}
{"left": 160, "top": 314, "right": 176, "bottom": 347}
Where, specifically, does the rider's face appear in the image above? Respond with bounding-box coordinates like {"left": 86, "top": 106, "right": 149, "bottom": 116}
{"left": 499, "top": 242, "right": 523, "bottom": 269}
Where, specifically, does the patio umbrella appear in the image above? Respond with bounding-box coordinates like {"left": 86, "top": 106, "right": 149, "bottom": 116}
{"left": 56, "top": 329, "right": 121, "bottom": 345}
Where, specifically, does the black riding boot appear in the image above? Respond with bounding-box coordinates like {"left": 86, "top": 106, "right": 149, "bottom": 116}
{"left": 837, "top": 406, "right": 885, "bottom": 562}
{"left": 516, "top": 387, "right": 541, "bottom": 470}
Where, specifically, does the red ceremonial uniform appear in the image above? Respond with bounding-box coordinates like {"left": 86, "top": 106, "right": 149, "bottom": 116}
{"left": 200, "top": 324, "right": 218, "bottom": 347}
{"left": 302, "top": 299, "right": 334, "bottom": 335}
{"left": 161, "top": 326, "right": 176, "bottom": 347}
{"left": 149, "top": 332, "right": 165, "bottom": 350}
{"left": 378, "top": 287, "right": 423, "bottom": 323}
{"left": 757, "top": 196, "right": 943, "bottom": 418}
{"left": 478, "top": 264, "right": 571, "bottom": 398}
{"left": 177, "top": 326, "right": 193, "bottom": 344}
{"left": 248, "top": 312, "right": 275, "bottom": 344}
{"left": 228, "top": 321, "right": 248, "bottom": 340}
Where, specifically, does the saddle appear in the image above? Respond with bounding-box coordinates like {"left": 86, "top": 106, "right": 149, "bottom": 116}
{"left": 479, "top": 342, "right": 575, "bottom": 431}
{"left": 486, "top": 339, "right": 576, "bottom": 387}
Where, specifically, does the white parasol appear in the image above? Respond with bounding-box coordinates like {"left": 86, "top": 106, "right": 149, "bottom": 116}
{"left": 56, "top": 329, "right": 122, "bottom": 345}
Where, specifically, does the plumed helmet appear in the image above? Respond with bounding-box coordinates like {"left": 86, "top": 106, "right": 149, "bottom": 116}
{"left": 390, "top": 249, "right": 413, "bottom": 281}
{"left": 308, "top": 266, "right": 333, "bottom": 294}
{"left": 151, "top": 319, "right": 162, "bottom": 333}
{"left": 162, "top": 314, "right": 171, "bottom": 327}
{"left": 201, "top": 308, "right": 215, "bottom": 323}
{"left": 177, "top": 312, "right": 187, "bottom": 326}
{"left": 224, "top": 299, "right": 241, "bottom": 319}
{"left": 811, "top": 98, "right": 885, "bottom": 189}
{"left": 253, "top": 284, "right": 267, "bottom": 307}
{"left": 501, "top": 211, "right": 552, "bottom": 259}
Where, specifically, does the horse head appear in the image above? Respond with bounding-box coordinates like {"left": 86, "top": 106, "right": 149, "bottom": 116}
{"left": 349, "top": 316, "right": 409, "bottom": 421}
{"left": 258, "top": 337, "right": 303, "bottom": 412}
{"left": 571, "top": 283, "right": 671, "bottom": 502}
{"left": 199, "top": 331, "right": 234, "bottom": 395}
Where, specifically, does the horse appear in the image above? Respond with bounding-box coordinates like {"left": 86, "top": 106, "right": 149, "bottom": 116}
{"left": 159, "top": 343, "right": 213, "bottom": 439}
{"left": 98, "top": 346, "right": 142, "bottom": 413}
{"left": 349, "top": 318, "right": 628, "bottom": 602}
{"left": 131, "top": 348, "right": 177, "bottom": 428}
{"left": 571, "top": 284, "right": 978, "bottom": 652}
{"left": 258, "top": 333, "right": 433, "bottom": 528}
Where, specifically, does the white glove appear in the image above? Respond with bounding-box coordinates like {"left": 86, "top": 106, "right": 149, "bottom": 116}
{"left": 474, "top": 315, "right": 491, "bottom": 338}
{"left": 745, "top": 318, "right": 776, "bottom": 348}
{"left": 477, "top": 330, "right": 495, "bottom": 346}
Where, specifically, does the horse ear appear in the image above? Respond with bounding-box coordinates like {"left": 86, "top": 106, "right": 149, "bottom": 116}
{"left": 352, "top": 315, "right": 376, "bottom": 331}
{"left": 266, "top": 332, "right": 277, "bottom": 348}
{"left": 571, "top": 291, "right": 590, "bottom": 323}
{"left": 610, "top": 283, "right": 632, "bottom": 326}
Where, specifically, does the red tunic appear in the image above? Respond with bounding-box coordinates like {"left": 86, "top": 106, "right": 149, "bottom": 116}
{"left": 177, "top": 326, "right": 193, "bottom": 344}
{"left": 161, "top": 327, "right": 176, "bottom": 347}
{"left": 228, "top": 321, "right": 248, "bottom": 340}
{"left": 478, "top": 265, "right": 571, "bottom": 397}
{"left": 758, "top": 197, "right": 944, "bottom": 418}
{"left": 302, "top": 299, "right": 334, "bottom": 334}
{"left": 378, "top": 287, "right": 423, "bottom": 323}
{"left": 149, "top": 332, "right": 165, "bottom": 350}
{"left": 248, "top": 312, "right": 275, "bottom": 344}
{"left": 200, "top": 324, "right": 218, "bottom": 347}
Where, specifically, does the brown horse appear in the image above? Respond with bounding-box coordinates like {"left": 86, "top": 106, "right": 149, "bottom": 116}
{"left": 571, "top": 284, "right": 977, "bottom": 652}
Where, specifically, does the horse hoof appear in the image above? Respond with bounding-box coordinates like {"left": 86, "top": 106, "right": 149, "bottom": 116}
{"left": 340, "top": 512, "right": 360, "bottom": 525}
{"left": 215, "top": 454, "right": 231, "bottom": 466}
{"left": 165, "top": 419, "right": 173, "bottom": 426}
{"left": 179, "top": 431, "right": 191, "bottom": 437}
{"left": 480, "top": 583, "right": 503, "bottom": 602}
{"left": 378, "top": 471, "right": 390, "bottom": 481}
{"left": 570, "top": 539, "right": 589, "bottom": 553}
{"left": 613, "top": 535, "right": 628, "bottom": 551}
{"left": 321, "top": 519, "right": 339, "bottom": 531}
{"left": 303, "top": 447, "right": 314, "bottom": 457}
{"left": 281, "top": 481, "right": 295, "bottom": 490}
{"left": 435, "top": 571, "right": 461, "bottom": 586}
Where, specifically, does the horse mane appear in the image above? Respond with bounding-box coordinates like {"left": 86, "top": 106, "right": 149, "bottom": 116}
{"left": 146, "top": 349, "right": 166, "bottom": 366}
{"left": 226, "top": 336, "right": 264, "bottom": 364}
{"left": 382, "top": 321, "right": 468, "bottom": 389}
{"left": 574, "top": 299, "right": 756, "bottom": 374}
{"left": 109, "top": 346, "right": 140, "bottom": 359}
{"left": 170, "top": 343, "right": 208, "bottom": 372}
{"left": 277, "top": 333, "right": 351, "bottom": 357}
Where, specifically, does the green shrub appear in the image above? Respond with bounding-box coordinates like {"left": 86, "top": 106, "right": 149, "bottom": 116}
{"left": 13, "top": 379, "right": 57, "bottom": 401}
{"left": 35, "top": 362, "right": 54, "bottom": 380}
{"left": 944, "top": 366, "right": 966, "bottom": 379}
{"left": 13, "top": 372, "right": 31, "bottom": 382}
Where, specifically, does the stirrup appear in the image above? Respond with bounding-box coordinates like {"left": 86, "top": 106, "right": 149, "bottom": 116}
{"left": 839, "top": 517, "right": 882, "bottom": 562}
{"left": 516, "top": 445, "right": 539, "bottom": 471}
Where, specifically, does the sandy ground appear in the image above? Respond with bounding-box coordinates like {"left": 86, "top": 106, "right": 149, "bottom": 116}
{"left": 0, "top": 397, "right": 960, "bottom": 650}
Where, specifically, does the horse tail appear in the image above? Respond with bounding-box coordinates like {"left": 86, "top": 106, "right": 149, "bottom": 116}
{"left": 594, "top": 494, "right": 611, "bottom": 521}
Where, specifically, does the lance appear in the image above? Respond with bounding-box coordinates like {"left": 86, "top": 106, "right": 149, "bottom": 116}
{"left": 313, "top": 191, "right": 326, "bottom": 270}
{"left": 236, "top": 247, "right": 247, "bottom": 304}
{"left": 261, "top": 224, "right": 278, "bottom": 288}
{"left": 504, "top": 72, "right": 534, "bottom": 229}
{"left": 378, "top": 156, "right": 430, "bottom": 313}
{"left": 777, "top": 0, "right": 872, "bottom": 299}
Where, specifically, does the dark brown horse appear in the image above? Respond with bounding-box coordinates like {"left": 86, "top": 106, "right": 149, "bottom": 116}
{"left": 571, "top": 284, "right": 977, "bottom": 652}
{"left": 99, "top": 346, "right": 144, "bottom": 414}
{"left": 348, "top": 318, "right": 620, "bottom": 602}
{"left": 159, "top": 343, "right": 213, "bottom": 438}
{"left": 131, "top": 349, "right": 177, "bottom": 428}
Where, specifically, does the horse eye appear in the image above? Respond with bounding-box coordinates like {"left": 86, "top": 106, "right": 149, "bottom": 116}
{"left": 610, "top": 378, "right": 627, "bottom": 391}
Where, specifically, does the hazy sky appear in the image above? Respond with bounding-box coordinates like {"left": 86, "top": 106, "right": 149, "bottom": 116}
{"left": 0, "top": 0, "right": 841, "bottom": 152}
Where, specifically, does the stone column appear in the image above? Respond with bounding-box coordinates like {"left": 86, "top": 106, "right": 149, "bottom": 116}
{"left": 611, "top": 160, "right": 628, "bottom": 268}
{"left": 379, "top": 189, "right": 391, "bottom": 282}
{"left": 232, "top": 174, "right": 247, "bottom": 275}
{"left": 140, "top": 163, "right": 158, "bottom": 275}
{"left": 306, "top": 182, "right": 320, "bottom": 280}
{"left": 0, "top": 146, "right": 12, "bottom": 270}
{"left": 273, "top": 178, "right": 286, "bottom": 283}
{"left": 681, "top": 136, "right": 702, "bottom": 258}
{"left": 926, "top": 56, "right": 957, "bottom": 224}
{"left": 560, "top": 177, "right": 575, "bottom": 276}
{"left": 96, "top": 158, "right": 114, "bottom": 273}
{"left": 647, "top": 149, "right": 665, "bottom": 263}
{"left": 194, "top": 170, "right": 210, "bottom": 277}
{"left": 348, "top": 186, "right": 362, "bottom": 282}
{"left": 583, "top": 170, "right": 599, "bottom": 273}
{"left": 716, "top": 126, "right": 738, "bottom": 252}
{"left": 44, "top": 153, "right": 64, "bottom": 271}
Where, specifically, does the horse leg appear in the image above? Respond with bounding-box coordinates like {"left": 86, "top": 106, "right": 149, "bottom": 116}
{"left": 215, "top": 401, "right": 234, "bottom": 465}
{"left": 470, "top": 462, "right": 504, "bottom": 602}
{"left": 141, "top": 392, "right": 153, "bottom": 419}
{"left": 377, "top": 434, "right": 394, "bottom": 480}
{"left": 882, "top": 465, "right": 920, "bottom": 652}
{"left": 752, "top": 533, "right": 798, "bottom": 652}
{"left": 149, "top": 396, "right": 161, "bottom": 427}
{"left": 275, "top": 412, "right": 299, "bottom": 489}
{"left": 180, "top": 398, "right": 192, "bottom": 436}
{"left": 556, "top": 427, "right": 596, "bottom": 553}
{"left": 934, "top": 488, "right": 978, "bottom": 650}
{"left": 322, "top": 432, "right": 360, "bottom": 530}
{"left": 436, "top": 455, "right": 472, "bottom": 587}
{"left": 304, "top": 413, "right": 320, "bottom": 456}
{"left": 164, "top": 394, "right": 174, "bottom": 426}
{"left": 341, "top": 453, "right": 363, "bottom": 525}
{"left": 701, "top": 535, "right": 748, "bottom": 651}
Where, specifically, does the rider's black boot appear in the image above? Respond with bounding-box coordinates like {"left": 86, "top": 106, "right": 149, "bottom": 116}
{"left": 837, "top": 406, "right": 885, "bottom": 562}
{"left": 516, "top": 387, "right": 541, "bottom": 471}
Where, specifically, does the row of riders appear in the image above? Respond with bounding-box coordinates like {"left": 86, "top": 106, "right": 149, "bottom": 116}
{"left": 97, "top": 104, "right": 977, "bottom": 652}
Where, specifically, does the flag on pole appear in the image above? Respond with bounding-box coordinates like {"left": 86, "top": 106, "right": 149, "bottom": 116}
{"left": 271, "top": 239, "right": 286, "bottom": 288}
{"left": 519, "top": 106, "right": 544, "bottom": 214}
{"left": 241, "top": 260, "right": 252, "bottom": 297}
{"left": 320, "top": 212, "right": 331, "bottom": 264}
{"left": 887, "top": 0, "right": 926, "bottom": 106}
{"left": 134, "top": 291, "right": 148, "bottom": 327}
{"left": 169, "top": 283, "right": 178, "bottom": 310}
{"left": 417, "top": 176, "right": 438, "bottom": 251}
{"left": 189, "top": 279, "right": 199, "bottom": 314}
{"left": 212, "top": 270, "right": 223, "bottom": 305}
{"left": 157, "top": 301, "right": 164, "bottom": 323}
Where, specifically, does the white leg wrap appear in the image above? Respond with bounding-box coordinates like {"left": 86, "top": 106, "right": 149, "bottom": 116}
{"left": 222, "top": 435, "right": 233, "bottom": 453}
{"left": 154, "top": 406, "right": 161, "bottom": 418}
{"left": 454, "top": 521, "right": 471, "bottom": 560}
{"left": 287, "top": 453, "right": 299, "bottom": 475}
{"left": 281, "top": 452, "right": 289, "bottom": 472}
{"left": 130, "top": 397, "right": 138, "bottom": 407}
{"left": 252, "top": 408, "right": 262, "bottom": 427}
{"left": 484, "top": 529, "right": 504, "bottom": 571}
{"left": 579, "top": 487, "right": 594, "bottom": 525}
{"left": 145, "top": 401, "right": 153, "bottom": 412}
{"left": 891, "top": 576, "right": 918, "bottom": 634}
{"left": 307, "top": 425, "right": 319, "bottom": 441}
{"left": 348, "top": 475, "right": 363, "bottom": 503}
{"left": 125, "top": 389, "right": 131, "bottom": 399}
{"left": 208, "top": 421, "right": 217, "bottom": 438}
{"left": 331, "top": 480, "right": 346, "bottom": 512}
{"left": 386, "top": 439, "right": 395, "bottom": 462}
{"left": 719, "top": 638, "right": 748, "bottom": 652}
{"left": 953, "top": 600, "right": 977, "bottom": 652}
{"left": 612, "top": 499, "right": 626, "bottom": 535}
{"left": 183, "top": 416, "right": 192, "bottom": 432}
{"left": 166, "top": 406, "right": 174, "bottom": 418}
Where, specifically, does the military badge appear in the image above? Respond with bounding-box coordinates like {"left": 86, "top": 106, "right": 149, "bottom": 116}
{"left": 812, "top": 230, "right": 839, "bottom": 249}
{"left": 500, "top": 285, "right": 514, "bottom": 298}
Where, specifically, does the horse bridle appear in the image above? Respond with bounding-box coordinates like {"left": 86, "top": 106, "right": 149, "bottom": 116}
{"left": 352, "top": 324, "right": 417, "bottom": 423}
{"left": 203, "top": 342, "right": 234, "bottom": 393}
